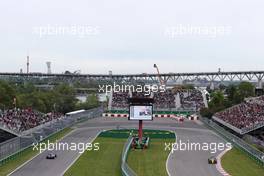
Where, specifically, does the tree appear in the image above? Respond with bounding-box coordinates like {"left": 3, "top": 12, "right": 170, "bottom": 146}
{"left": 17, "top": 93, "right": 47, "bottom": 112}
{"left": 15, "top": 82, "right": 36, "bottom": 94}
{"left": 53, "top": 84, "right": 77, "bottom": 113}
{"left": 226, "top": 84, "right": 237, "bottom": 102}
{"left": 0, "top": 80, "right": 16, "bottom": 109}
{"left": 238, "top": 82, "right": 255, "bottom": 98}
{"left": 218, "top": 84, "right": 227, "bottom": 90}
{"left": 200, "top": 107, "right": 214, "bottom": 118}
{"left": 209, "top": 91, "right": 225, "bottom": 108}
{"left": 201, "top": 81, "right": 256, "bottom": 118}
{"left": 76, "top": 94, "right": 99, "bottom": 110}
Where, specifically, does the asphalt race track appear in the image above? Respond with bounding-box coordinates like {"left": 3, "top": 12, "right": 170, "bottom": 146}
{"left": 10, "top": 117, "right": 225, "bottom": 176}
{"left": 167, "top": 129, "right": 224, "bottom": 176}
{"left": 9, "top": 128, "right": 101, "bottom": 176}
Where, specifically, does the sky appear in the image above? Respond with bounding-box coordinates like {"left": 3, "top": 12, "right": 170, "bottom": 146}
{"left": 0, "top": 0, "right": 263, "bottom": 74}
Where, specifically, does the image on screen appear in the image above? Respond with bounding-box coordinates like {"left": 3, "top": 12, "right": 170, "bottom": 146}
{"left": 129, "top": 105, "right": 153, "bottom": 120}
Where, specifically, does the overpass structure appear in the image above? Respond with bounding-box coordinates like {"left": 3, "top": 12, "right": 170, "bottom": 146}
{"left": 0, "top": 71, "right": 263, "bottom": 86}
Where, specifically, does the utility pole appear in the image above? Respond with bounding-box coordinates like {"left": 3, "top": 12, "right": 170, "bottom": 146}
{"left": 27, "top": 55, "right": 29, "bottom": 74}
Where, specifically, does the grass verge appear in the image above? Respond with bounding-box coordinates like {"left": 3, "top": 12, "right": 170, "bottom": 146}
{"left": 0, "top": 127, "right": 72, "bottom": 176}
{"left": 64, "top": 137, "right": 126, "bottom": 176}
{"left": 127, "top": 138, "right": 175, "bottom": 176}
{"left": 64, "top": 129, "right": 175, "bottom": 176}
{"left": 221, "top": 148, "right": 264, "bottom": 176}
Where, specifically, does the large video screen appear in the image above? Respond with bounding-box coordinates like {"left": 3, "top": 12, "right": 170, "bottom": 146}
{"left": 129, "top": 105, "right": 153, "bottom": 121}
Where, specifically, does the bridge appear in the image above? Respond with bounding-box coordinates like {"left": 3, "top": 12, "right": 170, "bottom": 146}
{"left": 0, "top": 71, "right": 263, "bottom": 87}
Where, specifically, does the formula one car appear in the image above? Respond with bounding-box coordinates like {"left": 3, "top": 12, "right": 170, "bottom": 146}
{"left": 208, "top": 156, "right": 217, "bottom": 164}
{"left": 46, "top": 153, "right": 57, "bottom": 159}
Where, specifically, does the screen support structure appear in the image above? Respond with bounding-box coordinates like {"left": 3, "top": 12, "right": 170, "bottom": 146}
{"left": 138, "top": 120, "right": 143, "bottom": 142}
{"left": 128, "top": 97, "right": 154, "bottom": 144}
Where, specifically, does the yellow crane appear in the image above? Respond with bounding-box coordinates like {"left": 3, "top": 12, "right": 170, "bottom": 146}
{"left": 153, "top": 64, "right": 165, "bottom": 85}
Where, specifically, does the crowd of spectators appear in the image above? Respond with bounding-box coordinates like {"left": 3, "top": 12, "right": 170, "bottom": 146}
{"left": 177, "top": 89, "right": 205, "bottom": 110}
{"left": 111, "top": 89, "right": 205, "bottom": 111}
{"left": 112, "top": 92, "right": 130, "bottom": 109}
{"left": 0, "top": 108, "right": 63, "bottom": 133}
{"left": 214, "top": 95, "right": 264, "bottom": 132}
{"left": 131, "top": 92, "right": 152, "bottom": 98}
{"left": 154, "top": 89, "right": 175, "bottom": 109}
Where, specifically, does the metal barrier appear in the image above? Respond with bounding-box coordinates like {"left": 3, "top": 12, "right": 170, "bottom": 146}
{"left": 201, "top": 117, "right": 264, "bottom": 167}
{"left": 0, "top": 107, "right": 103, "bottom": 166}
{"left": 121, "top": 136, "right": 137, "bottom": 176}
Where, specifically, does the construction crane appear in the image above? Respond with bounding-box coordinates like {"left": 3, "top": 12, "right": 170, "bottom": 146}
{"left": 153, "top": 64, "right": 165, "bottom": 85}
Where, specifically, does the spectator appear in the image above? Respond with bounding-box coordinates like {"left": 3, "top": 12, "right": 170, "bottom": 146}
{"left": 0, "top": 108, "right": 63, "bottom": 133}
{"left": 214, "top": 95, "right": 264, "bottom": 132}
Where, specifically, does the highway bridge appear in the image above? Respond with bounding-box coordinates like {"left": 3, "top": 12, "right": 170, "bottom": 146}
{"left": 0, "top": 71, "right": 263, "bottom": 87}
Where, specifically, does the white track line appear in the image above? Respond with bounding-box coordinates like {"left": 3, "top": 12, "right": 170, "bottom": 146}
{"left": 166, "top": 131, "right": 176, "bottom": 176}
{"left": 216, "top": 148, "right": 232, "bottom": 176}
{"left": 61, "top": 130, "right": 101, "bottom": 175}
{"left": 7, "top": 129, "right": 76, "bottom": 176}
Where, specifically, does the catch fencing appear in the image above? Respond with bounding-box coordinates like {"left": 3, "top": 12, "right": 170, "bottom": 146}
{"left": 0, "top": 107, "right": 103, "bottom": 166}
{"left": 202, "top": 117, "right": 264, "bottom": 167}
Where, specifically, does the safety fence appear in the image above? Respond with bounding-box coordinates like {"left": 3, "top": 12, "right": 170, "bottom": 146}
{"left": 121, "top": 136, "right": 137, "bottom": 176}
{"left": 201, "top": 117, "right": 264, "bottom": 167}
{"left": 0, "top": 107, "right": 103, "bottom": 166}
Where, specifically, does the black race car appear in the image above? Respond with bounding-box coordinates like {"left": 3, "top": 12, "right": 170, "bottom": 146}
{"left": 208, "top": 156, "right": 217, "bottom": 164}
{"left": 46, "top": 153, "right": 57, "bottom": 159}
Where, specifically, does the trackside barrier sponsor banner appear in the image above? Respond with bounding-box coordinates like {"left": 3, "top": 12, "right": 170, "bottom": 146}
{"left": 103, "top": 113, "right": 185, "bottom": 121}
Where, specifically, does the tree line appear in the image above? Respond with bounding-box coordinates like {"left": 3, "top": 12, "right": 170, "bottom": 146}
{"left": 0, "top": 80, "right": 99, "bottom": 114}
{"left": 200, "top": 81, "right": 256, "bottom": 118}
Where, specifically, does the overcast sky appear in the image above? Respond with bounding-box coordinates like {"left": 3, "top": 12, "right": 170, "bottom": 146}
{"left": 0, "top": 0, "right": 263, "bottom": 74}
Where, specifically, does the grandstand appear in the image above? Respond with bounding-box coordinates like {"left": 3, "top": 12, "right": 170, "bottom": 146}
{"left": 111, "top": 92, "right": 130, "bottom": 110}
{"left": 213, "top": 95, "right": 264, "bottom": 134}
{"left": 0, "top": 108, "right": 63, "bottom": 136}
{"left": 110, "top": 88, "right": 207, "bottom": 113}
{"left": 176, "top": 89, "right": 205, "bottom": 111}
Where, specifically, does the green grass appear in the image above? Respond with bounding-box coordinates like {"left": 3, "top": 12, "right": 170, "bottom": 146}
{"left": 64, "top": 137, "right": 126, "bottom": 176}
{"left": 222, "top": 148, "right": 264, "bottom": 176}
{"left": 127, "top": 138, "right": 175, "bottom": 176}
{"left": 98, "top": 129, "right": 175, "bottom": 139}
{"left": 0, "top": 127, "right": 72, "bottom": 176}
{"left": 64, "top": 129, "right": 175, "bottom": 176}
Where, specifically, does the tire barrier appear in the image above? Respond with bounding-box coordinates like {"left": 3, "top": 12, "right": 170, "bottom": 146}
{"left": 188, "top": 114, "right": 199, "bottom": 120}
{"left": 103, "top": 113, "right": 129, "bottom": 118}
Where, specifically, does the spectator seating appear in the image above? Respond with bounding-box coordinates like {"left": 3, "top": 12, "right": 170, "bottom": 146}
{"left": 0, "top": 108, "right": 63, "bottom": 133}
{"left": 111, "top": 89, "right": 205, "bottom": 111}
{"left": 214, "top": 95, "right": 264, "bottom": 134}
{"left": 112, "top": 92, "right": 130, "bottom": 109}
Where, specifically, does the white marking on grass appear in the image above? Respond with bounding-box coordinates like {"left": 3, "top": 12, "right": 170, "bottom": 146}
{"left": 166, "top": 131, "right": 176, "bottom": 176}
{"left": 61, "top": 130, "right": 101, "bottom": 175}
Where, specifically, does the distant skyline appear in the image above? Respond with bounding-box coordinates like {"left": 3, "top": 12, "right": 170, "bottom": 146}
{"left": 0, "top": 0, "right": 264, "bottom": 74}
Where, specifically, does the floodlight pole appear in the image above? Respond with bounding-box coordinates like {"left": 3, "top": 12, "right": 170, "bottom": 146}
{"left": 139, "top": 120, "right": 143, "bottom": 142}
